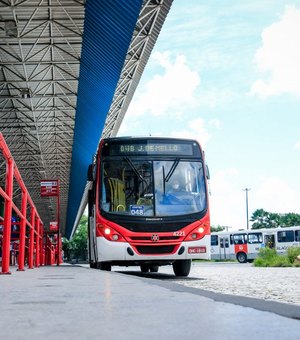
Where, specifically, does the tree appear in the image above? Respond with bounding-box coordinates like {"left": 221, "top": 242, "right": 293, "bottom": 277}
{"left": 62, "top": 215, "right": 88, "bottom": 261}
{"left": 211, "top": 225, "right": 226, "bottom": 232}
{"left": 251, "top": 209, "right": 300, "bottom": 229}
{"left": 279, "top": 213, "right": 300, "bottom": 227}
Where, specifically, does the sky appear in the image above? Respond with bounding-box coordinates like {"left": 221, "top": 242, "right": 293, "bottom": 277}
{"left": 118, "top": 1, "right": 300, "bottom": 230}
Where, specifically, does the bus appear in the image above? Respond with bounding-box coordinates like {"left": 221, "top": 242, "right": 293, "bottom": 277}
{"left": 87, "top": 137, "right": 210, "bottom": 276}
{"left": 211, "top": 226, "right": 300, "bottom": 263}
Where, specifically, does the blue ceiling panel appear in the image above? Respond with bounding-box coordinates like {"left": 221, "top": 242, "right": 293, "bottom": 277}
{"left": 66, "top": 0, "right": 143, "bottom": 238}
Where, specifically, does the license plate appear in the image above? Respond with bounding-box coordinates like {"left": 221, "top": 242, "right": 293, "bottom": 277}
{"left": 188, "top": 246, "right": 206, "bottom": 254}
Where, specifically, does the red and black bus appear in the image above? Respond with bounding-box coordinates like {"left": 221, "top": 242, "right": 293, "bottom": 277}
{"left": 87, "top": 137, "right": 210, "bottom": 276}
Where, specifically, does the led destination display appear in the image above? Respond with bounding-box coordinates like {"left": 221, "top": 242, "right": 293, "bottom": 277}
{"left": 105, "top": 142, "right": 195, "bottom": 156}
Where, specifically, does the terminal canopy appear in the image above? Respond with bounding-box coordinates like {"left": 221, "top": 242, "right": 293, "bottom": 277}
{"left": 0, "top": 0, "right": 173, "bottom": 237}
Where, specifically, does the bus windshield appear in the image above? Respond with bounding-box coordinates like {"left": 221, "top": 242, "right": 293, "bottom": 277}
{"left": 101, "top": 159, "right": 207, "bottom": 217}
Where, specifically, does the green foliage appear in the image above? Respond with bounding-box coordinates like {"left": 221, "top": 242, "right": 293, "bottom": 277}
{"left": 211, "top": 225, "right": 226, "bottom": 232}
{"left": 258, "top": 247, "right": 277, "bottom": 259}
{"left": 62, "top": 215, "right": 88, "bottom": 262}
{"left": 251, "top": 209, "right": 300, "bottom": 229}
{"left": 270, "top": 256, "right": 292, "bottom": 267}
{"left": 280, "top": 213, "right": 300, "bottom": 228}
{"left": 253, "top": 247, "right": 297, "bottom": 267}
{"left": 254, "top": 247, "right": 277, "bottom": 266}
{"left": 287, "top": 246, "right": 300, "bottom": 264}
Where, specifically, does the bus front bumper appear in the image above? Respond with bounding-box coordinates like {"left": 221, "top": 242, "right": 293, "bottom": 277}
{"left": 96, "top": 236, "right": 211, "bottom": 262}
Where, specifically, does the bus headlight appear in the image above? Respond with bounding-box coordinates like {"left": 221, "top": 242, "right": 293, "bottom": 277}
{"left": 185, "top": 225, "right": 207, "bottom": 241}
{"left": 104, "top": 228, "right": 111, "bottom": 235}
{"left": 97, "top": 224, "right": 125, "bottom": 242}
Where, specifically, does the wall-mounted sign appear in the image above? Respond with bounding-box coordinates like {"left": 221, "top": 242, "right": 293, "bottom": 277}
{"left": 49, "top": 221, "right": 58, "bottom": 231}
{"left": 40, "top": 180, "right": 58, "bottom": 197}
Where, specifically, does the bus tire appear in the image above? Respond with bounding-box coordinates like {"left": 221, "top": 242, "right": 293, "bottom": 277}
{"left": 140, "top": 264, "right": 150, "bottom": 273}
{"left": 99, "top": 262, "right": 111, "bottom": 271}
{"left": 172, "top": 259, "right": 191, "bottom": 277}
{"left": 237, "top": 252, "right": 247, "bottom": 263}
{"left": 149, "top": 265, "right": 159, "bottom": 273}
{"left": 90, "top": 262, "right": 97, "bottom": 269}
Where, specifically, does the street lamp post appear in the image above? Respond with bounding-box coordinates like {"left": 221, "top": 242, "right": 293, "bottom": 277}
{"left": 243, "top": 188, "right": 251, "bottom": 230}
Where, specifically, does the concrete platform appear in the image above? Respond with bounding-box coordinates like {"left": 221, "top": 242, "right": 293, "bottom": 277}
{"left": 1, "top": 264, "right": 299, "bottom": 339}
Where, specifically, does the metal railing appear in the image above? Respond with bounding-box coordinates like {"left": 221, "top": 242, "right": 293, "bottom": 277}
{"left": 0, "top": 132, "right": 57, "bottom": 274}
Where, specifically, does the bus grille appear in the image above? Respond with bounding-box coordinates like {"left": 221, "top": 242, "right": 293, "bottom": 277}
{"left": 130, "top": 236, "right": 179, "bottom": 241}
{"left": 135, "top": 245, "right": 175, "bottom": 255}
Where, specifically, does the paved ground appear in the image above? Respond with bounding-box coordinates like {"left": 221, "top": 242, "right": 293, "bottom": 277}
{"left": 158, "top": 262, "right": 300, "bottom": 306}
{"left": 1, "top": 263, "right": 300, "bottom": 340}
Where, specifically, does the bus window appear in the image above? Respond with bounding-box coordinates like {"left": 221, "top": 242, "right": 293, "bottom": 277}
{"left": 295, "top": 230, "right": 300, "bottom": 242}
{"left": 219, "top": 237, "right": 228, "bottom": 248}
{"left": 265, "top": 234, "right": 275, "bottom": 248}
{"left": 248, "top": 232, "right": 263, "bottom": 244}
{"left": 233, "top": 233, "right": 247, "bottom": 245}
{"left": 211, "top": 235, "right": 218, "bottom": 246}
{"left": 277, "top": 230, "right": 294, "bottom": 243}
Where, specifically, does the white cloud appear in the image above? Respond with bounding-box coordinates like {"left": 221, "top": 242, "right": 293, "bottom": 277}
{"left": 170, "top": 117, "right": 211, "bottom": 149}
{"left": 295, "top": 141, "right": 300, "bottom": 150}
{"left": 254, "top": 177, "right": 300, "bottom": 214}
{"left": 209, "top": 119, "right": 221, "bottom": 129}
{"left": 209, "top": 168, "right": 245, "bottom": 229}
{"left": 210, "top": 172, "right": 300, "bottom": 230}
{"left": 125, "top": 51, "right": 200, "bottom": 117}
{"left": 251, "top": 5, "right": 300, "bottom": 97}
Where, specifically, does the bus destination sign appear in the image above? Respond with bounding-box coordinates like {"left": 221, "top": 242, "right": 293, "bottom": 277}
{"left": 110, "top": 143, "right": 194, "bottom": 156}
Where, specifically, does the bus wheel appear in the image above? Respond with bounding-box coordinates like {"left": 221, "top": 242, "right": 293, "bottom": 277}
{"left": 140, "top": 264, "right": 150, "bottom": 273}
{"left": 172, "top": 260, "right": 191, "bottom": 277}
{"left": 99, "top": 262, "right": 111, "bottom": 271}
{"left": 237, "top": 252, "right": 247, "bottom": 263}
{"left": 90, "top": 262, "right": 97, "bottom": 269}
{"left": 149, "top": 265, "right": 159, "bottom": 273}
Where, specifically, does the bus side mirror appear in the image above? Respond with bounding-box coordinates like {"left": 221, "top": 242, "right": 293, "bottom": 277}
{"left": 87, "top": 164, "right": 94, "bottom": 181}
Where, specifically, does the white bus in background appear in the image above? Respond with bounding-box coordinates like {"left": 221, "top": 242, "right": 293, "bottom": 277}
{"left": 211, "top": 226, "right": 300, "bottom": 263}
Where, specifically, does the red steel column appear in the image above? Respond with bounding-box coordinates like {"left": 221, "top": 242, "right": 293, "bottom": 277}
{"left": 17, "top": 191, "right": 27, "bottom": 271}
{"left": 28, "top": 208, "right": 35, "bottom": 269}
{"left": 1, "top": 157, "right": 14, "bottom": 275}
{"left": 35, "top": 219, "right": 40, "bottom": 267}
{"left": 40, "top": 225, "right": 44, "bottom": 266}
{"left": 56, "top": 181, "right": 60, "bottom": 266}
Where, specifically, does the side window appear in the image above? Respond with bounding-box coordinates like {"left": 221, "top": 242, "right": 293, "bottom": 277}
{"left": 211, "top": 235, "right": 218, "bottom": 246}
{"left": 295, "top": 230, "right": 300, "bottom": 242}
{"left": 248, "top": 233, "right": 263, "bottom": 244}
{"left": 233, "top": 233, "right": 247, "bottom": 244}
{"left": 277, "top": 230, "right": 294, "bottom": 243}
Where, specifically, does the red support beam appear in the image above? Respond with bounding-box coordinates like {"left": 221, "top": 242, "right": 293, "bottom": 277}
{"left": 28, "top": 208, "right": 35, "bottom": 269}
{"left": 40, "top": 224, "right": 44, "bottom": 266}
{"left": 36, "top": 219, "right": 40, "bottom": 267}
{"left": 17, "top": 191, "right": 27, "bottom": 271}
{"left": 1, "top": 157, "right": 14, "bottom": 275}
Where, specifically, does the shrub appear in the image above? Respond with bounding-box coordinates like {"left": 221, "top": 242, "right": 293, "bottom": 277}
{"left": 270, "top": 256, "right": 292, "bottom": 267}
{"left": 253, "top": 257, "right": 266, "bottom": 267}
{"left": 253, "top": 247, "right": 292, "bottom": 267}
{"left": 287, "top": 246, "right": 300, "bottom": 264}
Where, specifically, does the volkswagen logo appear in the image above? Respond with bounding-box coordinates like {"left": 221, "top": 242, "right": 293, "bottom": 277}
{"left": 151, "top": 234, "right": 159, "bottom": 242}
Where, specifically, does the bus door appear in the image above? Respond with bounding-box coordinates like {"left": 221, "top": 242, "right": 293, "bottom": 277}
{"left": 264, "top": 234, "right": 275, "bottom": 249}
{"left": 219, "top": 236, "right": 230, "bottom": 260}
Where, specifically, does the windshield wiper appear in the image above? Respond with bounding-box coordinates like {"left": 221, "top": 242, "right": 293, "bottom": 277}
{"left": 164, "top": 158, "right": 180, "bottom": 183}
{"left": 162, "top": 158, "right": 180, "bottom": 195}
{"left": 124, "top": 157, "right": 144, "bottom": 182}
